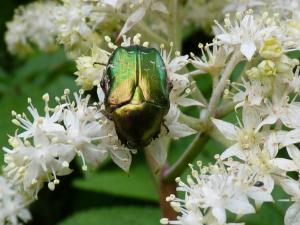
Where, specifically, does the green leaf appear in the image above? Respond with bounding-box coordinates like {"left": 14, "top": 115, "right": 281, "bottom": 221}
{"left": 238, "top": 204, "right": 284, "bottom": 225}
{"left": 13, "top": 49, "right": 70, "bottom": 84}
{"left": 73, "top": 164, "right": 159, "bottom": 202}
{"left": 58, "top": 206, "right": 161, "bottom": 225}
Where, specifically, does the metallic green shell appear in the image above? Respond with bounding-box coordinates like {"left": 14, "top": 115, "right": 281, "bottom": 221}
{"left": 102, "top": 45, "right": 170, "bottom": 148}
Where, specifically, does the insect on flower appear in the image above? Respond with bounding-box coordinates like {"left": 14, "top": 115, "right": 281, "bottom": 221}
{"left": 100, "top": 45, "right": 172, "bottom": 149}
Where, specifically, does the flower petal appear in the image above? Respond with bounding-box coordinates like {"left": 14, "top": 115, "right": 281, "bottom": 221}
{"left": 221, "top": 143, "right": 245, "bottom": 160}
{"left": 269, "top": 158, "right": 297, "bottom": 171}
{"left": 110, "top": 147, "right": 132, "bottom": 173}
{"left": 212, "top": 207, "right": 226, "bottom": 224}
{"left": 145, "top": 138, "right": 167, "bottom": 167}
{"left": 285, "top": 203, "right": 300, "bottom": 225}
{"left": 151, "top": 2, "right": 169, "bottom": 14}
{"left": 176, "top": 97, "right": 205, "bottom": 107}
{"left": 280, "top": 178, "right": 300, "bottom": 197}
{"left": 211, "top": 118, "right": 238, "bottom": 141}
{"left": 240, "top": 42, "right": 256, "bottom": 61}
{"left": 118, "top": 6, "right": 146, "bottom": 37}
{"left": 167, "top": 121, "right": 197, "bottom": 138}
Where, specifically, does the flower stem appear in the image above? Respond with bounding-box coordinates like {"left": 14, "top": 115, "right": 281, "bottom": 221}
{"left": 205, "top": 50, "right": 242, "bottom": 119}
{"left": 163, "top": 133, "right": 209, "bottom": 181}
{"left": 160, "top": 166, "right": 177, "bottom": 221}
{"left": 215, "top": 101, "right": 236, "bottom": 118}
{"left": 170, "top": 0, "right": 181, "bottom": 51}
{"left": 144, "top": 151, "right": 177, "bottom": 221}
{"left": 179, "top": 113, "right": 205, "bottom": 131}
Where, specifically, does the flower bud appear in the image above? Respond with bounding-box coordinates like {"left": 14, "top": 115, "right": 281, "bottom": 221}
{"left": 258, "top": 60, "right": 276, "bottom": 76}
{"left": 246, "top": 67, "right": 260, "bottom": 79}
{"left": 276, "top": 55, "right": 299, "bottom": 74}
{"left": 259, "top": 37, "right": 283, "bottom": 59}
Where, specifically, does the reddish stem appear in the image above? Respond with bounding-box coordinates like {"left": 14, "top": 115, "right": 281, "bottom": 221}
{"left": 144, "top": 152, "right": 177, "bottom": 222}
{"left": 159, "top": 166, "right": 177, "bottom": 221}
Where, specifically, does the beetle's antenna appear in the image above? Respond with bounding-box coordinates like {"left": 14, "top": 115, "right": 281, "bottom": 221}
{"left": 116, "top": 34, "right": 124, "bottom": 45}
{"left": 93, "top": 62, "right": 107, "bottom": 66}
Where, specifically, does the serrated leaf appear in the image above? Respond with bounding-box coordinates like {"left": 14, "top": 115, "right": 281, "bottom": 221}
{"left": 58, "top": 206, "right": 161, "bottom": 225}
{"left": 73, "top": 164, "right": 159, "bottom": 202}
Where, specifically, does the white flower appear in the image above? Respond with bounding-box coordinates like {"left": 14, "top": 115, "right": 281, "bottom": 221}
{"left": 215, "top": 12, "right": 276, "bottom": 60}
{"left": 3, "top": 133, "right": 74, "bottom": 196}
{"left": 4, "top": 89, "right": 134, "bottom": 198}
{"left": 160, "top": 43, "right": 190, "bottom": 92}
{"left": 280, "top": 178, "right": 300, "bottom": 225}
{"left": 200, "top": 174, "right": 254, "bottom": 223}
{"left": 12, "top": 94, "right": 65, "bottom": 139}
{"left": 59, "top": 90, "right": 132, "bottom": 172}
{"left": 212, "top": 105, "right": 263, "bottom": 160}
{"left": 286, "top": 145, "right": 300, "bottom": 172}
{"left": 190, "top": 42, "right": 229, "bottom": 76}
{"left": 144, "top": 137, "right": 168, "bottom": 168}
{"left": 243, "top": 133, "right": 297, "bottom": 185}
{"left": 0, "top": 177, "right": 31, "bottom": 225}
{"left": 54, "top": 0, "right": 102, "bottom": 58}
{"left": 5, "top": 1, "right": 59, "bottom": 56}
{"left": 76, "top": 91, "right": 132, "bottom": 172}
{"left": 160, "top": 43, "right": 203, "bottom": 108}
{"left": 161, "top": 207, "right": 204, "bottom": 225}
{"left": 231, "top": 79, "right": 265, "bottom": 108}
{"left": 63, "top": 108, "right": 108, "bottom": 170}
{"left": 259, "top": 96, "right": 300, "bottom": 129}
{"left": 75, "top": 46, "right": 110, "bottom": 90}
{"left": 167, "top": 162, "right": 258, "bottom": 225}
{"left": 164, "top": 104, "right": 197, "bottom": 139}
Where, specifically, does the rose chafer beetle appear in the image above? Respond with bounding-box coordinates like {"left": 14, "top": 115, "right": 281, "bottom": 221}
{"left": 101, "top": 45, "right": 171, "bottom": 149}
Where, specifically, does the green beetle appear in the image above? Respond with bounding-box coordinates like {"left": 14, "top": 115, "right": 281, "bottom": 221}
{"left": 101, "top": 45, "right": 171, "bottom": 148}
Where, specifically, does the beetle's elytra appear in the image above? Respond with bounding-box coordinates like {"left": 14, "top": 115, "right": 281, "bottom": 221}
{"left": 101, "top": 45, "right": 171, "bottom": 148}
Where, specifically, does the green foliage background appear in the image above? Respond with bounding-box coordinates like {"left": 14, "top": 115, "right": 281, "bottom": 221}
{"left": 0, "top": 1, "right": 294, "bottom": 225}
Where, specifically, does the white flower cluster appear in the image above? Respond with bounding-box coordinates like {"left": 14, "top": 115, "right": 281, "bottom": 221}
{"left": 161, "top": 159, "right": 273, "bottom": 225}
{"left": 5, "top": 0, "right": 170, "bottom": 58}
{"left": 162, "top": 3, "right": 300, "bottom": 225}
{"left": 3, "top": 90, "right": 134, "bottom": 197}
{"left": 0, "top": 176, "right": 31, "bottom": 225}
{"left": 5, "top": 1, "right": 59, "bottom": 56}
{"left": 3, "top": 32, "right": 201, "bottom": 198}
{"left": 221, "top": 0, "right": 300, "bottom": 54}
{"left": 54, "top": 0, "right": 105, "bottom": 58}
{"left": 75, "top": 33, "right": 201, "bottom": 166}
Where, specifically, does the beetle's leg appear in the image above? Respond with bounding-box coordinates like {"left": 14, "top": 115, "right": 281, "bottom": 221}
{"left": 100, "top": 70, "right": 111, "bottom": 95}
{"left": 167, "top": 77, "right": 173, "bottom": 92}
{"left": 103, "top": 111, "right": 113, "bottom": 120}
{"left": 99, "top": 103, "right": 113, "bottom": 120}
{"left": 162, "top": 120, "right": 169, "bottom": 133}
